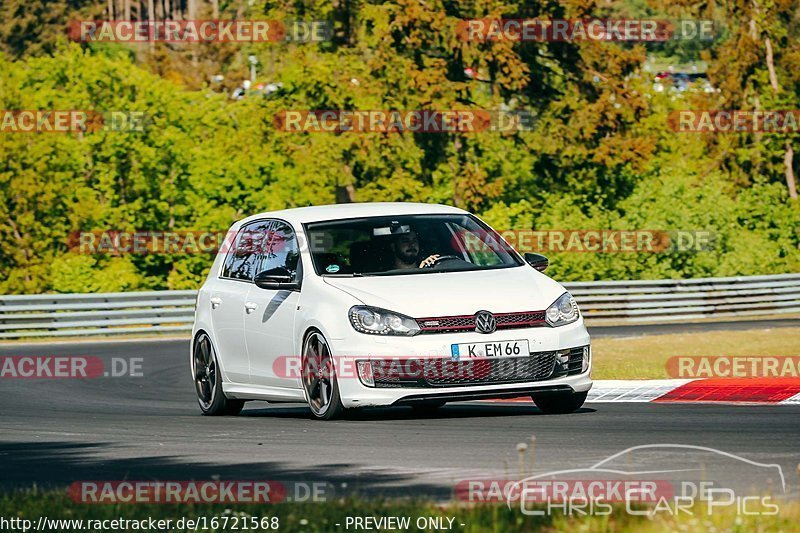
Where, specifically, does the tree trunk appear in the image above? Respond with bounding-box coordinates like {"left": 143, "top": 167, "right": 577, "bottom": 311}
{"left": 147, "top": 0, "right": 155, "bottom": 53}
{"left": 107, "top": 0, "right": 114, "bottom": 18}
{"left": 451, "top": 138, "right": 463, "bottom": 208}
{"left": 187, "top": 0, "right": 197, "bottom": 64}
{"left": 336, "top": 165, "right": 356, "bottom": 203}
{"left": 785, "top": 141, "right": 798, "bottom": 200}
{"left": 763, "top": 27, "right": 796, "bottom": 200}
{"left": 765, "top": 37, "right": 779, "bottom": 91}
{"left": 211, "top": 0, "right": 219, "bottom": 18}
{"left": 335, "top": 184, "right": 356, "bottom": 203}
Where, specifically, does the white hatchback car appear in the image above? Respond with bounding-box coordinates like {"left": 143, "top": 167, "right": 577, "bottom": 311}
{"left": 191, "top": 203, "right": 591, "bottom": 420}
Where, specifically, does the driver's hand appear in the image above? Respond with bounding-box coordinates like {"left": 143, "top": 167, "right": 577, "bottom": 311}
{"left": 419, "top": 255, "right": 440, "bottom": 268}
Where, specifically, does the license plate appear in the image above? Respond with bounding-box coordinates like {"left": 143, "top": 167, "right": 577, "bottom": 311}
{"left": 451, "top": 340, "right": 529, "bottom": 360}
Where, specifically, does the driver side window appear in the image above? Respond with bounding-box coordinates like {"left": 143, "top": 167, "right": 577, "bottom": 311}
{"left": 221, "top": 220, "right": 272, "bottom": 281}
{"left": 252, "top": 220, "right": 301, "bottom": 279}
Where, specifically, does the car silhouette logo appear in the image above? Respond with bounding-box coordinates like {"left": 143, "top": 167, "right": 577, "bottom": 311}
{"left": 475, "top": 311, "right": 496, "bottom": 334}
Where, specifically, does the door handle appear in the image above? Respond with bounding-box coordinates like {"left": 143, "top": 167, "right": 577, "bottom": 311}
{"left": 244, "top": 302, "right": 258, "bottom": 314}
{"left": 210, "top": 297, "right": 222, "bottom": 309}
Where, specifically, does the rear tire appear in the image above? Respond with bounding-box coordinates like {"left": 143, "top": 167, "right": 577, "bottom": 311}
{"left": 192, "top": 332, "right": 245, "bottom": 416}
{"left": 532, "top": 391, "right": 587, "bottom": 414}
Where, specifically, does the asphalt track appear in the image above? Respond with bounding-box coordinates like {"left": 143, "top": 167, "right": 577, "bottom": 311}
{"left": 1, "top": 324, "right": 799, "bottom": 501}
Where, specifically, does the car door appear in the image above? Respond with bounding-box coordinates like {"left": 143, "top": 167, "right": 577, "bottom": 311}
{"left": 210, "top": 222, "right": 263, "bottom": 384}
{"left": 244, "top": 220, "right": 303, "bottom": 389}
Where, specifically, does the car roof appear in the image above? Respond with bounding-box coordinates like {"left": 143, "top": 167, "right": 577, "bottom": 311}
{"left": 236, "top": 202, "right": 468, "bottom": 228}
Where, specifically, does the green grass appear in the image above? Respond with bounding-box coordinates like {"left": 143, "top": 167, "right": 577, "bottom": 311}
{"left": 592, "top": 327, "right": 800, "bottom": 380}
{"left": 1, "top": 489, "right": 798, "bottom": 532}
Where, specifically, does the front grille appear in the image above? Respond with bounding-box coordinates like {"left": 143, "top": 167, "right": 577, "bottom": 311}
{"left": 416, "top": 310, "right": 547, "bottom": 334}
{"left": 496, "top": 311, "right": 547, "bottom": 328}
{"left": 369, "top": 345, "right": 588, "bottom": 389}
{"left": 417, "top": 315, "right": 474, "bottom": 333}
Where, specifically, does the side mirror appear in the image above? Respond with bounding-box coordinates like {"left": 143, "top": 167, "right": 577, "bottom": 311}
{"left": 523, "top": 252, "right": 548, "bottom": 272}
{"left": 254, "top": 267, "right": 300, "bottom": 291}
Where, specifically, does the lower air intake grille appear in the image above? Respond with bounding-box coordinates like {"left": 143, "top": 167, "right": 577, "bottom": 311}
{"left": 370, "top": 353, "right": 554, "bottom": 388}
{"left": 369, "top": 345, "right": 587, "bottom": 388}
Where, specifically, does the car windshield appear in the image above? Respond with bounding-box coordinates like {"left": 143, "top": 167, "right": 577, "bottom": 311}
{"left": 304, "top": 214, "right": 521, "bottom": 276}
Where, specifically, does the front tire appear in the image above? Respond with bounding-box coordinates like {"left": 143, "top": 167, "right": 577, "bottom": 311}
{"left": 302, "top": 331, "right": 345, "bottom": 420}
{"left": 192, "top": 332, "right": 244, "bottom": 416}
{"left": 532, "top": 391, "right": 587, "bottom": 414}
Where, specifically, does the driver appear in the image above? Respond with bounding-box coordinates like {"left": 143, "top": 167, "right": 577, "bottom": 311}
{"left": 390, "top": 231, "right": 440, "bottom": 269}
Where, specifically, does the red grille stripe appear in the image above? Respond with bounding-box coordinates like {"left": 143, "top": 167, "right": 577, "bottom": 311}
{"left": 416, "top": 310, "right": 547, "bottom": 333}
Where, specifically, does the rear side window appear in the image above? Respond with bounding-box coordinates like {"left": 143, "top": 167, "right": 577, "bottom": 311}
{"left": 221, "top": 220, "right": 273, "bottom": 281}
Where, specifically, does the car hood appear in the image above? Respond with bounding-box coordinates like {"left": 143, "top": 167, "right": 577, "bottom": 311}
{"left": 322, "top": 266, "right": 567, "bottom": 317}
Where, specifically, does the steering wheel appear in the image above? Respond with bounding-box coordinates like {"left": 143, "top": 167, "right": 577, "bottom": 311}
{"left": 421, "top": 255, "right": 462, "bottom": 269}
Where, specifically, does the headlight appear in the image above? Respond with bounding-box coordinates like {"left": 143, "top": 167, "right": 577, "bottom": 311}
{"left": 545, "top": 292, "right": 579, "bottom": 327}
{"left": 349, "top": 306, "right": 421, "bottom": 336}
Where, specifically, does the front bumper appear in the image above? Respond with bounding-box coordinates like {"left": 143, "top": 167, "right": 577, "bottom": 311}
{"left": 329, "top": 318, "right": 592, "bottom": 408}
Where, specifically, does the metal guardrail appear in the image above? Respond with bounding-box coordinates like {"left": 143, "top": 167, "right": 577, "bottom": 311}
{"left": 567, "top": 273, "right": 800, "bottom": 325}
{"left": 0, "top": 290, "right": 197, "bottom": 339}
{"left": 1, "top": 274, "right": 799, "bottom": 338}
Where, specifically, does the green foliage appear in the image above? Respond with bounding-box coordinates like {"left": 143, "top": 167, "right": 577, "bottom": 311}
{"left": 0, "top": 1, "right": 797, "bottom": 294}
{"left": 49, "top": 254, "right": 145, "bottom": 293}
{"left": 0, "top": 0, "right": 102, "bottom": 59}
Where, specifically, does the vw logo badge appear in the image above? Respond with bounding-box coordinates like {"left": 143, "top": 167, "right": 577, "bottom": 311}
{"left": 474, "top": 311, "right": 496, "bottom": 334}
